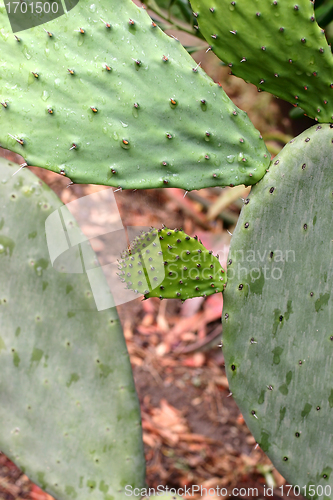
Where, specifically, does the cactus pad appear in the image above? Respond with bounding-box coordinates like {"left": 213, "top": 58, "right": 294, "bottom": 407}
{"left": 118, "top": 227, "right": 225, "bottom": 300}
{"left": 190, "top": 0, "right": 333, "bottom": 123}
{"left": 222, "top": 123, "right": 333, "bottom": 495}
{"left": 0, "top": 158, "right": 145, "bottom": 499}
{"left": 0, "top": 0, "right": 270, "bottom": 190}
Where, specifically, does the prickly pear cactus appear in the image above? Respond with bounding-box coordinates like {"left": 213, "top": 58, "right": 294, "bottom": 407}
{"left": 118, "top": 227, "right": 225, "bottom": 300}
{"left": 222, "top": 124, "right": 333, "bottom": 497}
{"left": 0, "top": 0, "right": 270, "bottom": 190}
{"left": 0, "top": 158, "right": 145, "bottom": 500}
{"left": 190, "top": 0, "right": 333, "bottom": 123}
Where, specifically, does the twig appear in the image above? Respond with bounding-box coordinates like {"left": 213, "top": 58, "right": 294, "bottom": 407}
{"left": 174, "top": 324, "right": 222, "bottom": 354}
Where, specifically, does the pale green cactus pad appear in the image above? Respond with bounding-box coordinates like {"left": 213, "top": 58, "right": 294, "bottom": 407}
{"left": 118, "top": 227, "right": 225, "bottom": 300}
{"left": 190, "top": 0, "right": 333, "bottom": 123}
{"left": 222, "top": 123, "right": 333, "bottom": 497}
{"left": 0, "top": 158, "right": 145, "bottom": 500}
{"left": 0, "top": 0, "right": 270, "bottom": 190}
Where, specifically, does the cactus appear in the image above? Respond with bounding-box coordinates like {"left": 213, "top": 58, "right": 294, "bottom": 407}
{"left": 1, "top": 0, "right": 333, "bottom": 498}
{"left": 222, "top": 123, "right": 333, "bottom": 493}
{"left": 0, "top": 0, "right": 269, "bottom": 190}
{"left": 117, "top": 227, "right": 225, "bottom": 300}
{"left": 0, "top": 157, "right": 145, "bottom": 499}
{"left": 190, "top": 0, "right": 333, "bottom": 123}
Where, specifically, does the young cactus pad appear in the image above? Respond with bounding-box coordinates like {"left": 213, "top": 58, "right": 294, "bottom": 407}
{"left": 222, "top": 124, "right": 333, "bottom": 496}
{"left": 0, "top": 0, "right": 270, "bottom": 190}
{"left": 0, "top": 158, "right": 145, "bottom": 500}
{"left": 190, "top": 0, "right": 333, "bottom": 123}
{"left": 118, "top": 227, "right": 225, "bottom": 300}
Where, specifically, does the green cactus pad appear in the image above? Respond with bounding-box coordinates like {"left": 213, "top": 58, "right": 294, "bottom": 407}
{"left": 0, "top": 158, "right": 145, "bottom": 499}
{"left": 0, "top": 0, "right": 270, "bottom": 190}
{"left": 222, "top": 123, "right": 333, "bottom": 496}
{"left": 190, "top": 0, "right": 333, "bottom": 123}
{"left": 118, "top": 227, "right": 225, "bottom": 300}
